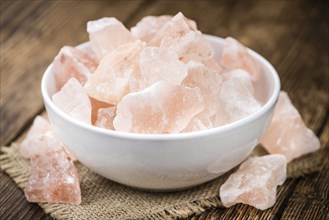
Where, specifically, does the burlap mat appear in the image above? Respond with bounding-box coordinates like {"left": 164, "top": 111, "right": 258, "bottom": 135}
{"left": 0, "top": 142, "right": 324, "bottom": 220}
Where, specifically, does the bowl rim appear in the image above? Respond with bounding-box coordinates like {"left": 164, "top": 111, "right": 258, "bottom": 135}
{"left": 41, "top": 34, "right": 280, "bottom": 141}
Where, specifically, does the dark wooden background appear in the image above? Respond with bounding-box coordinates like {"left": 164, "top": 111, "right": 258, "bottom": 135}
{"left": 1, "top": 0, "right": 328, "bottom": 219}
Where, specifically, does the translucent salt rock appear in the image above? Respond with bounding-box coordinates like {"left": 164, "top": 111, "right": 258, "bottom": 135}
{"left": 90, "top": 97, "right": 112, "bottom": 125}
{"left": 53, "top": 46, "right": 98, "bottom": 90}
{"left": 95, "top": 106, "right": 116, "bottom": 130}
{"left": 162, "top": 31, "right": 214, "bottom": 63}
{"left": 182, "top": 61, "right": 223, "bottom": 116}
{"left": 52, "top": 78, "right": 92, "bottom": 124}
{"left": 182, "top": 111, "right": 213, "bottom": 132}
{"left": 24, "top": 131, "right": 81, "bottom": 205}
{"left": 113, "top": 81, "right": 204, "bottom": 134}
{"left": 202, "top": 58, "right": 223, "bottom": 72}
{"left": 131, "top": 15, "right": 172, "bottom": 42}
{"left": 149, "top": 12, "right": 197, "bottom": 47}
{"left": 139, "top": 47, "right": 187, "bottom": 89}
{"left": 215, "top": 69, "right": 261, "bottom": 126}
{"left": 84, "top": 41, "right": 146, "bottom": 105}
{"left": 220, "top": 154, "right": 287, "bottom": 210}
{"left": 20, "top": 116, "right": 52, "bottom": 158}
{"left": 87, "top": 17, "right": 135, "bottom": 59}
{"left": 219, "top": 37, "right": 261, "bottom": 81}
{"left": 261, "top": 91, "right": 320, "bottom": 162}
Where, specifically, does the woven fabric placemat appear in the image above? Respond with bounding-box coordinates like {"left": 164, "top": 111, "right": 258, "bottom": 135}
{"left": 0, "top": 143, "right": 324, "bottom": 220}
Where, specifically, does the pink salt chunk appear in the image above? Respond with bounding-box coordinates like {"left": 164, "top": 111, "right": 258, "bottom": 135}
{"left": 202, "top": 58, "right": 223, "bottom": 72}
{"left": 53, "top": 46, "right": 98, "bottom": 90}
{"left": 149, "top": 12, "right": 197, "bottom": 47}
{"left": 20, "top": 116, "right": 52, "bottom": 158}
{"left": 182, "top": 61, "right": 223, "bottom": 117}
{"left": 139, "top": 47, "right": 187, "bottom": 89}
{"left": 90, "top": 97, "right": 112, "bottom": 125}
{"left": 182, "top": 111, "right": 213, "bottom": 132}
{"left": 87, "top": 17, "right": 135, "bottom": 59}
{"left": 219, "top": 37, "right": 261, "bottom": 81}
{"left": 162, "top": 30, "right": 214, "bottom": 63}
{"left": 84, "top": 41, "right": 146, "bottom": 105}
{"left": 220, "top": 154, "right": 287, "bottom": 210}
{"left": 215, "top": 69, "right": 261, "bottom": 126}
{"left": 24, "top": 131, "right": 81, "bottom": 205}
{"left": 52, "top": 78, "right": 92, "bottom": 124}
{"left": 95, "top": 106, "right": 116, "bottom": 130}
{"left": 113, "top": 81, "right": 204, "bottom": 134}
{"left": 131, "top": 15, "right": 172, "bottom": 42}
{"left": 261, "top": 91, "right": 320, "bottom": 162}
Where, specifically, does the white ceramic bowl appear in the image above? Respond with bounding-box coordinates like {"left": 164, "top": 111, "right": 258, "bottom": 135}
{"left": 41, "top": 35, "right": 280, "bottom": 191}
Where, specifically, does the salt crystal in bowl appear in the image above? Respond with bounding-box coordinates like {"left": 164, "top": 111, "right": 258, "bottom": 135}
{"left": 41, "top": 35, "right": 280, "bottom": 191}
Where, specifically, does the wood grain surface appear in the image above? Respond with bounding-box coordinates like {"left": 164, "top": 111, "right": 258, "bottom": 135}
{"left": 1, "top": 0, "right": 328, "bottom": 219}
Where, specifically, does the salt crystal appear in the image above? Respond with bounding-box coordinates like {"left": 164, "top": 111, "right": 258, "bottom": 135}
{"left": 202, "top": 58, "right": 223, "bottom": 72}
{"left": 182, "top": 61, "right": 223, "bottom": 116}
{"left": 261, "top": 91, "right": 320, "bottom": 162}
{"left": 113, "top": 81, "right": 204, "bottom": 134}
{"left": 149, "top": 12, "right": 197, "bottom": 47}
{"left": 95, "top": 106, "right": 116, "bottom": 130}
{"left": 162, "top": 31, "right": 214, "bottom": 63}
{"left": 53, "top": 46, "right": 98, "bottom": 90}
{"left": 131, "top": 15, "right": 172, "bottom": 42}
{"left": 139, "top": 47, "right": 187, "bottom": 89}
{"left": 20, "top": 116, "right": 52, "bottom": 158}
{"left": 215, "top": 69, "right": 261, "bottom": 126}
{"left": 24, "top": 131, "right": 81, "bottom": 205}
{"left": 52, "top": 78, "right": 92, "bottom": 124}
{"left": 90, "top": 97, "right": 112, "bottom": 125}
{"left": 87, "top": 17, "right": 135, "bottom": 59}
{"left": 220, "top": 154, "right": 287, "bottom": 210}
{"left": 182, "top": 111, "right": 213, "bottom": 132}
{"left": 84, "top": 41, "right": 146, "bottom": 105}
{"left": 219, "top": 37, "right": 261, "bottom": 81}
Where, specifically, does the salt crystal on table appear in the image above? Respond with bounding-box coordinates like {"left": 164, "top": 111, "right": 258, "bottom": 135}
{"left": 215, "top": 69, "right": 261, "bottom": 126}
{"left": 219, "top": 37, "right": 261, "bottom": 81}
{"left": 220, "top": 154, "right": 287, "bottom": 210}
{"left": 52, "top": 78, "right": 92, "bottom": 124}
{"left": 84, "top": 41, "right": 145, "bottom": 105}
{"left": 24, "top": 131, "right": 81, "bottom": 205}
{"left": 131, "top": 15, "right": 172, "bottom": 42}
{"left": 53, "top": 46, "right": 98, "bottom": 90}
{"left": 261, "top": 91, "right": 320, "bottom": 162}
{"left": 20, "top": 116, "right": 52, "bottom": 158}
{"left": 113, "top": 81, "right": 204, "bottom": 134}
{"left": 95, "top": 106, "right": 116, "bottom": 130}
{"left": 149, "top": 12, "right": 197, "bottom": 47}
{"left": 90, "top": 97, "right": 112, "bottom": 125}
{"left": 87, "top": 17, "right": 135, "bottom": 59}
{"left": 182, "top": 61, "right": 223, "bottom": 117}
{"left": 139, "top": 47, "right": 187, "bottom": 89}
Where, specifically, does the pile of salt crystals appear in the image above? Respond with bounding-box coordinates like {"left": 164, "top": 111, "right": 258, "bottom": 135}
{"left": 20, "top": 12, "right": 320, "bottom": 208}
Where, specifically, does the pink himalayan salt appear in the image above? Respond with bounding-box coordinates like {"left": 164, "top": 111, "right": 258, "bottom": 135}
{"left": 162, "top": 30, "right": 214, "bottom": 63}
{"left": 24, "top": 131, "right": 81, "bottom": 205}
{"left": 182, "top": 61, "right": 223, "bottom": 117}
{"left": 215, "top": 69, "right": 261, "bottom": 126}
{"left": 95, "top": 106, "right": 116, "bottom": 130}
{"left": 113, "top": 81, "right": 204, "bottom": 134}
{"left": 87, "top": 17, "right": 135, "bottom": 59}
{"left": 131, "top": 15, "right": 172, "bottom": 42}
{"left": 20, "top": 116, "right": 52, "bottom": 158}
{"left": 182, "top": 111, "right": 213, "bottom": 132}
{"left": 220, "top": 154, "right": 287, "bottom": 210}
{"left": 219, "top": 37, "right": 261, "bottom": 81}
{"left": 53, "top": 46, "right": 98, "bottom": 90}
{"left": 84, "top": 41, "right": 146, "bottom": 105}
{"left": 90, "top": 97, "right": 112, "bottom": 125}
{"left": 52, "top": 78, "right": 92, "bottom": 124}
{"left": 261, "top": 91, "right": 320, "bottom": 162}
{"left": 139, "top": 47, "right": 187, "bottom": 89}
{"left": 149, "top": 12, "right": 197, "bottom": 47}
{"left": 202, "top": 58, "right": 223, "bottom": 72}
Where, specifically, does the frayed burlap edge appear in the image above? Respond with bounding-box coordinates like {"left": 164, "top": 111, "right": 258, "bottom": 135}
{"left": 0, "top": 142, "right": 325, "bottom": 220}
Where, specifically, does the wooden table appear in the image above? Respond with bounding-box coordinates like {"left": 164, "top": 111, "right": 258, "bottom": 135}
{"left": 1, "top": 0, "right": 328, "bottom": 219}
